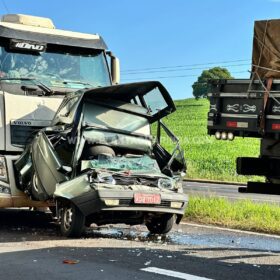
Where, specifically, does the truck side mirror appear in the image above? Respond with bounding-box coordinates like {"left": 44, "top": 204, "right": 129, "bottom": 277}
{"left": 107, "top": 51, "right": 120, "bottom": 85}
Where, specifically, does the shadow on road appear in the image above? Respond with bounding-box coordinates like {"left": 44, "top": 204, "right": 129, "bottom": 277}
{"left": 0, "top": 209, "right": 61, "bottom": 242}
{"left": 0, "top": 209, "right": 279, "bottom": 279}
{"left": 0, "top": 245, "right": 279, "bottom": 280}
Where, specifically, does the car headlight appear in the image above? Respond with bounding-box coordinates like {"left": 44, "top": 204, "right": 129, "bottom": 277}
{"left": 97, "top": 173, "right": 116, "bottom": 185}
{"left": 0, "top": 157, "right": 8, "bottom": 183}
{"left": 170, "top": 201, "right": 183, "bottom": 209}
{"left": 158, "top": 178, "right": 173, "bottom": 189}
{"left": 174, "top": 181, "right": 183, "bottom": 191}
{"left": 87, "top": 171, "right": 116, "bottom": 185}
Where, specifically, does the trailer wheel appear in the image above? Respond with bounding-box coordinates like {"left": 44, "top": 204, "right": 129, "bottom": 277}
{"left": 60, "top": 203, "right": 85, "bottom": 237}
{"left": 146, "top": 214, "right": 175, "bottom": 234}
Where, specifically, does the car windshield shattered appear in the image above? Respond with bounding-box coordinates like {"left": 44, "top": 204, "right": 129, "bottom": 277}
{"left": 82, "top": 155, "right": 161, "bottom": 173}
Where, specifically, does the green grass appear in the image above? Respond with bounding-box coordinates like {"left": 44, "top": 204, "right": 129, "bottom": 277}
{"left": 161, "top": 98, "right": 261, "bottom": 182}
{"left": 184, "top": 196, "right": 280, "bottom": 234}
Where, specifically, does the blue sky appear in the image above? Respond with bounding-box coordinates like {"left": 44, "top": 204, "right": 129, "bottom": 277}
{"left": 2, "top": 0, "right": 280, "bottom": 99}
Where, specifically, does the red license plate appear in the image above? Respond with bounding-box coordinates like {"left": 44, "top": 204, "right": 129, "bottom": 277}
{"left": 134, "top": 193, "right": 161, "bottom": 204}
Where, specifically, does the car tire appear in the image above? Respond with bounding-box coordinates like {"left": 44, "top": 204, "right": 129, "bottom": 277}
{"left": 146, "top": 214, "right": 175, "bottom": 234}
{"left": 60, "top": 203, "right": 85, "bottom": 237}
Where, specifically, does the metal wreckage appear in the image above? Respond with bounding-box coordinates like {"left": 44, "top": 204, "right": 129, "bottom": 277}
{"left": 15, "top": 82, "right": 188, "bottom": 237}
{"left": 0, "top": 14, "right": 188, "bottom": 237}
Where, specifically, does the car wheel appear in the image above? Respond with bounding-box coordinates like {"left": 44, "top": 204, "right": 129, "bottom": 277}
{"left": 146, "top": 214, "right": 175, "bottom": 234}
{"left": 60, "top": 203, "right": 85, "bottom": 237}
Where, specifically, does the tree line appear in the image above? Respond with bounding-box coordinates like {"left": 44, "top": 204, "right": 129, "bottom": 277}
{"left": 192, "top": 67, "right": 233, "bottom": 99}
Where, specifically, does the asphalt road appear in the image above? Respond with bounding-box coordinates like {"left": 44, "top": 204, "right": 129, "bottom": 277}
{"left": 183, "top": 181, "right": 280, "bottom": 203}
{"left": 0, "top": 209, "right": 279, "bottom": 280}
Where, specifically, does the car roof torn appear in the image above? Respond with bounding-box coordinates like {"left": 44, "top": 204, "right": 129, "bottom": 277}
{"left": 56, "top": 81, "right": 176, "bottom": 126}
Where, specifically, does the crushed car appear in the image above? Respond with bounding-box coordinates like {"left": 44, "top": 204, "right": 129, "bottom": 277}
{"left": 15, "top": 81, "right": 188, "bottom": 237}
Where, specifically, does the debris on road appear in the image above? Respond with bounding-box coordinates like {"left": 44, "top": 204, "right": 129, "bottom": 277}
{"left": 63, "top": 259, "right": 80, "bottom": 264}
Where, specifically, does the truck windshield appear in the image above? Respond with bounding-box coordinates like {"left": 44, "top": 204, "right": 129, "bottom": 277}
{"left": 0, "top": 45, "right": 111, "bottom": 89}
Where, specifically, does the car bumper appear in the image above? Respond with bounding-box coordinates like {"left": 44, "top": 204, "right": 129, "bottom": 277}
{"left": 63, "top": 186, "right": 188, "bottom": 217}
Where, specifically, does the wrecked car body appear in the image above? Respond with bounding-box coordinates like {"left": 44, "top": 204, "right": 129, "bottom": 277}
{"left": 15, "top": 81, "right": 188, "bottom": 237}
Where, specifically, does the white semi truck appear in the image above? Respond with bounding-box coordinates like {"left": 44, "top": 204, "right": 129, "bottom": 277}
{"left": 0, "top": 14, "right": 120, "bottom": 209}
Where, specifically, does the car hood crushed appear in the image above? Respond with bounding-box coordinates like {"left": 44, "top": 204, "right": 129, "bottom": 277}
{"left": 14, "top": 81, "right": 187, "bottom": 221}
{"left": 80, "top": 154, "right": 177, "bottom": 188}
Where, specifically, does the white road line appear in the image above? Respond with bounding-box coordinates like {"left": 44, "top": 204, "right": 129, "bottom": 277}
{"left": 180, "top": 222, "right": 280, "bottom": 239}
{"left": 141, "top": 267, "right": 213, "bottom": 280}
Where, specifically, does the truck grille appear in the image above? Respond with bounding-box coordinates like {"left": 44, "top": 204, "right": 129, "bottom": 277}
{"left": 11, "top": 125, "right": 42, "bottom": 146}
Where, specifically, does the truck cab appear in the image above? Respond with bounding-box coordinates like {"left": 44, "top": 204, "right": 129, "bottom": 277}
{"left": 0, "top": 14, "right": 120, "bottom": 207}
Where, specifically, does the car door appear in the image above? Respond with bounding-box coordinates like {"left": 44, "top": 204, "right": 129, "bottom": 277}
{"left": 31, "top": 131, "right": 68, "bottom": 199}
{"left": 153, "top": 121, "right": 186, "bottom": 176}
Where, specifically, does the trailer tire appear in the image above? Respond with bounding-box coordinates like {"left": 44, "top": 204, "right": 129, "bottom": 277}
{"left": 60, "top": 203, "right": 85, "bottom": 237}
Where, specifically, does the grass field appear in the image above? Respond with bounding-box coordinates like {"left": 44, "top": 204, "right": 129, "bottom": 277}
{"left": 161, "top": 98, "right": 261, "bottom": 182}
{"left": 184, "top": 196, "right": 280, "bottom": 234}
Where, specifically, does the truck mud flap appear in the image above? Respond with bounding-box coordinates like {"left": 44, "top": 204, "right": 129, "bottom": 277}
{"left": 239, "top": 181, "right": 280, "bottom": 195}
{"left": 237, "top": 157, "right": 280, "bottom": 177}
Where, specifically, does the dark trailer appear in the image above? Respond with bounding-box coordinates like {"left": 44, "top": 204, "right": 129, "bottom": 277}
{"left": 208, "top": 78, "right": 280, "bottom": 139}
{"left": 207, "top": 19, "right": 280, "bottom": 195}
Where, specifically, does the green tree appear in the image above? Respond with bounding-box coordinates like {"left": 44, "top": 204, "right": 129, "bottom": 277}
{"left": 192, "top": 67, "right": 233, "bottom": 99}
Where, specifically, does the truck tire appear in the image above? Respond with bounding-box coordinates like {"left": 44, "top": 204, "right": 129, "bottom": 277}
{"left": 60, "top": 203, "right": 85, "bottom": 237}
{"left": 146, "top": 214, "right": 175, "bottom": 234}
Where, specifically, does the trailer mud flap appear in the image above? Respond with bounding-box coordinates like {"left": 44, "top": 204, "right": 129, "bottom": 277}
{"left": 237, "top": 156, "right": 280, "bottom": 177}
{"left": 239, "top": 181, "right": 280, "bottom": 195}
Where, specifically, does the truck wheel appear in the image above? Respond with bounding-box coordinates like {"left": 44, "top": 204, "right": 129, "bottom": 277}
{"left": 60, "top": 203, "right": 85, "bottom": 237}
{"left": 146, "top": 214, "right": 175, "bottom": 234}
